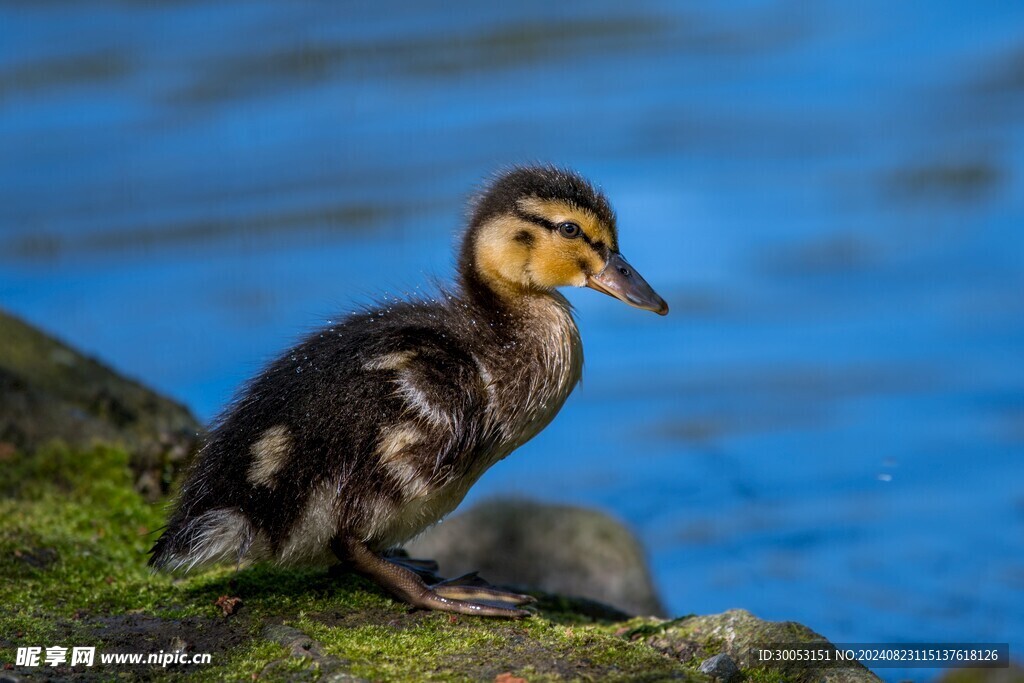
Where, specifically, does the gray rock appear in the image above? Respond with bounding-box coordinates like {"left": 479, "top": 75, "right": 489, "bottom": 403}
{"left": 0, "top": 310, "right": 201, "bottom": 499}
{"left": 643, "top": 609, "right": 881, "bottom": 683}
{"left": 699, "top": 653, "right": 740, "bottom": 682}
{"left": 405, "top": 497, "right": 665, "bottom": 617}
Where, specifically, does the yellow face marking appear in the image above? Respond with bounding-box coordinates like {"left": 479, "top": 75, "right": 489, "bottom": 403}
{"left": 473, "top": 198, "right": 613, "bottom": 293}
{"left": 474, "top": 213, "right": 537, "bottom": 292}
{"left": 247, "top": 425, "right": 291, "bottom": 488}
{"left": 517, "top": 198, "right": 609, "bottom": 288}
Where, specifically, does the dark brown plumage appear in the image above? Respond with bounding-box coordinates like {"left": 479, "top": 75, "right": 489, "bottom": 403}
{"left": 149, "top": 166, "right": 667, "bottom": 617}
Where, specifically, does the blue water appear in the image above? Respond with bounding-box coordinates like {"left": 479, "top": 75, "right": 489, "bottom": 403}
{"left": 2, "top": 2, "right": 1023, "bottom": 680}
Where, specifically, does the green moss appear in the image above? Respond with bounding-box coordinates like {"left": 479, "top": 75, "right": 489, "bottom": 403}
{"left": 621, "top": 614, "right": 696, "bottom": 640}
{"left": 783, "top": 620, "right": 817, "bottom": 642}
{"left": 0, "top": 444, "right": 704, "bottom": 681}
{"left": 192, "top": 639, "right": 293, "bottom": 683}
{"left": 1, "top": 444, "right": 869, "bottom": 682}
{"left": 743, "top": 667, "right": 789, "bottom": 683}
{"left": 289, "top": 613, "right": 693, "bottom": 682}
{"left": 300, "top": 618, "right": 499, "bottom": 679}
{"left": 0, "top": 445, "right": 181, "bottom": 620}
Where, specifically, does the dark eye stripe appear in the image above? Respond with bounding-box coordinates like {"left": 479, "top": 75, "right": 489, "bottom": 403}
{"left": 513, "top": 230, "right": 535, "bottom": 247}
{"left": 515, "top": 209, "right": 607, "bottom": 256}
{"left": 514, "top": 208, "right": 557, "bottom": 231}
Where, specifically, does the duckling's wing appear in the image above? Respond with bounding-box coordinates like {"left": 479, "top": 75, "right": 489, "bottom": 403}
{"left": 334, "top": 317, "right": 497, "bottom": 549}
{"left": 150, "top": 306, "right": 495, "bottom": 568}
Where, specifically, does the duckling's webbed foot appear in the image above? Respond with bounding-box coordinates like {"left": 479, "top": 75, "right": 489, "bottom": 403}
{"left": 430, "top": 574, "right": 536, "bottom": 607}
{"left": 384, "top": 557, "right": 536, "bottom": 606}
{"left": 334, "top": 537, "right": 532, "bottom": 618}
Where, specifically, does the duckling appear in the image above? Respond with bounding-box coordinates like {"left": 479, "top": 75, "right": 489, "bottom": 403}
{"left": 149, "top": 166, "right": 668, "bottom": 617}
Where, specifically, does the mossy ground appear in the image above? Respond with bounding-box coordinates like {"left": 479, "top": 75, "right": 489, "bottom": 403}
{"left": 1, "top": 444, "right": 882, "bottom": 682}
{"left": 0, "top": 444, "right": 702, "bottom": 681}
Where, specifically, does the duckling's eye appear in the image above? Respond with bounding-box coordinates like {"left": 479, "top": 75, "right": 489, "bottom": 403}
{"left": 557, "top": 222, "right": 581, "bottom": 239}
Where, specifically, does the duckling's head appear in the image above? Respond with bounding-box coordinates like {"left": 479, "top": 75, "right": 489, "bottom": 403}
{"left": 460, "top": 166, "right": 668, "bottom": 315}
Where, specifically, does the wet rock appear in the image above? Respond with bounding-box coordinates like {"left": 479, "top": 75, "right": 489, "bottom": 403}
{"left": 640, "top": 609, "right": 881, "bottom": 683}
{"left": 0, "top": 310, "right": 202, "bottom": 500}
{"left": 699, "top": 652, "right": 740, "bottom": 682}
{"left": 405, "top": 497, "right": 666, "bottom": 617}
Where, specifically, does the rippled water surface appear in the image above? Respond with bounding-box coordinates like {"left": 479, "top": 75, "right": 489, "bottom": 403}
{"left": 2, "top": 2, "right": 1023, "bottom": 679}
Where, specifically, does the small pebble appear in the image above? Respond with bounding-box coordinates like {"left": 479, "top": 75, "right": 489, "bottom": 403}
{"left": 698, "top": 653, "right": 740, "bottom": 682}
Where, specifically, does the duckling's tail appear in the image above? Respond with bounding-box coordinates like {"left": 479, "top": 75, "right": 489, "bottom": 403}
{"left": 148, "top": 508, "right": 256, "bottom": 573}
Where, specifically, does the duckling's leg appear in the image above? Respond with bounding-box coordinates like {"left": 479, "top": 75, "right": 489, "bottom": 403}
{"left": 391, "top": 557, "right": 439, "bottom": 572}
{"left": 385, "top": 557, "right": 440, "bottom": 580}
{"left": 380, "top": 550, "right": 440, "bottom": 576}
{"left": 333, "top": 536, "right": 532, "bottom": 618}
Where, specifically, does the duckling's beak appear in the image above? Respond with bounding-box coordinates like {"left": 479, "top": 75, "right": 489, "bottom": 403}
{"left": 586, "top": 253, "right": 669, "bottom": 315}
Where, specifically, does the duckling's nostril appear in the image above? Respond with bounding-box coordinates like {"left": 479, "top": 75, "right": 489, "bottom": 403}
{"left": 618, "top": 266, "right": 631, "bottom": 277}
